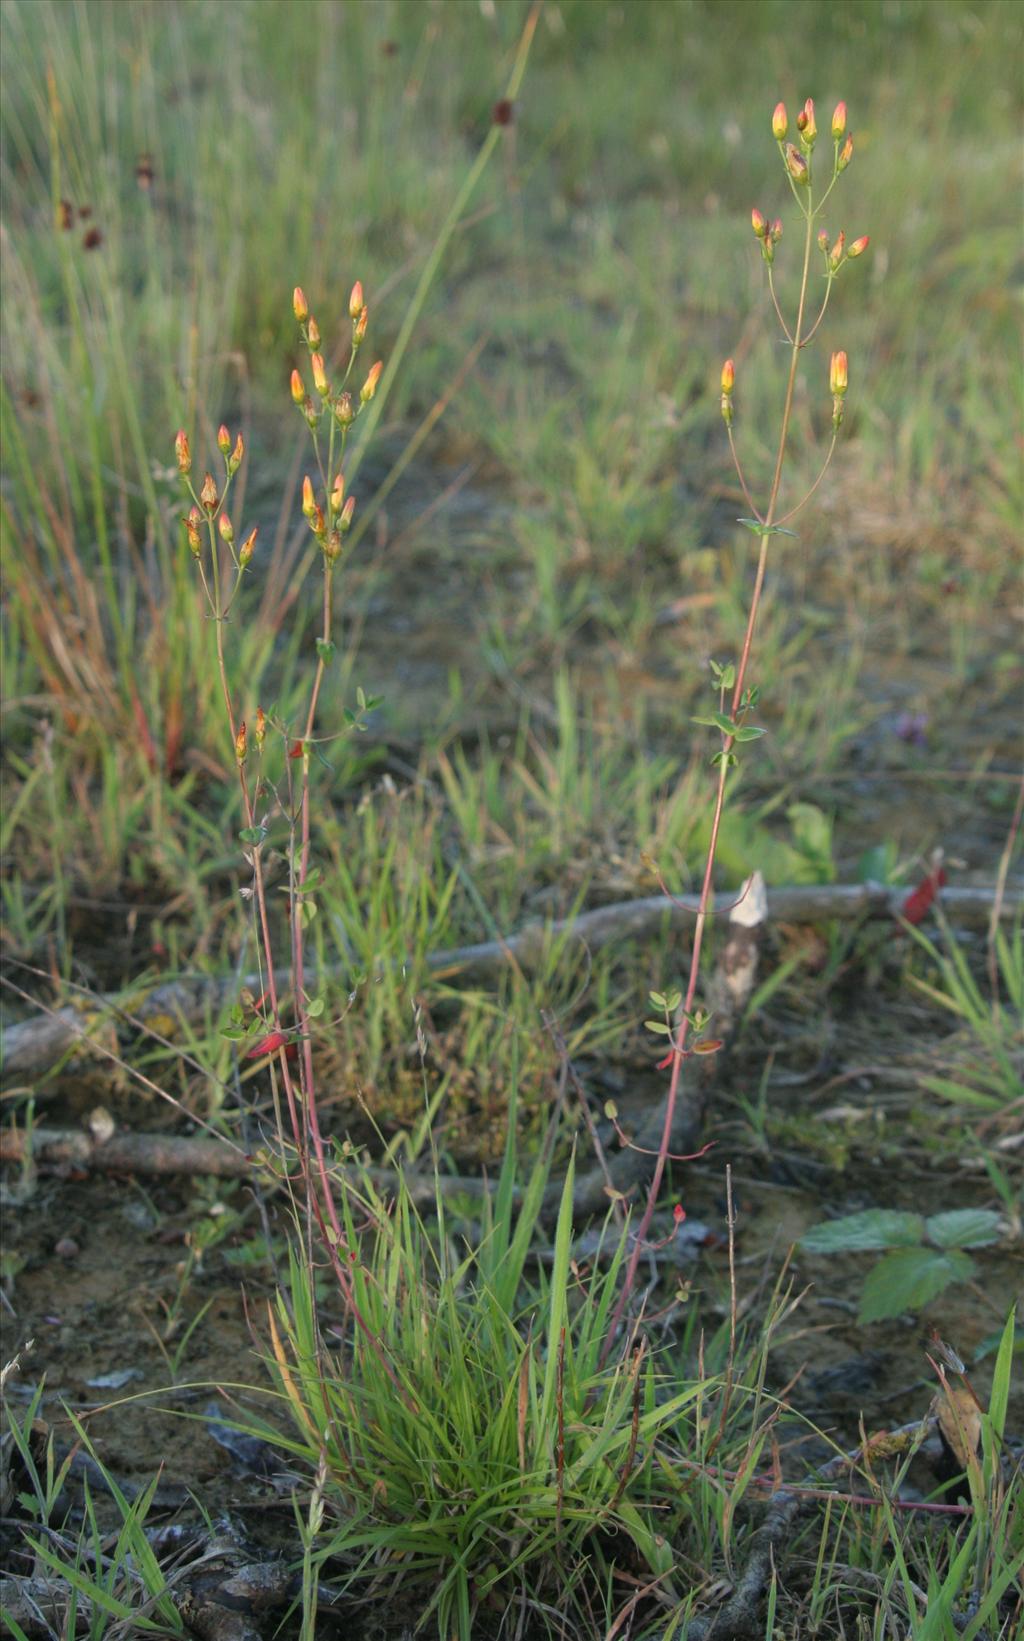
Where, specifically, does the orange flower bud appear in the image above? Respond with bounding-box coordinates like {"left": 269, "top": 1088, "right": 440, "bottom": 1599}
{"left": 751, "top": 207, "right": 767, "bottom": 239}
{"left": 302, "top": 475, "right": 316, "bottom": 519}
{"left": 307, "top": 315, "right": 321, "bottom": 349}
{"left": 239, "top": 526, "right": 257, "bottom": 568}
{"left": 200, "top": 472, "right": 218, "bottom": 511}
{"left": 311, "top": 352, "right": 329, "bottom": 398}
{"left": 335, "top": 392, "right": 355, "bottom": 426}
{"left": 175, "top": 429, "right": 191, "bottom": 474}
{"left": 360, "top": 360, "right": 383, "bottom": 403}
{"left": 829, "top": 230, "right": 846, "bottom": 268}
{"left": 184, "top": 513, "right": 201, "bottom": 556}
{"left": 218, "top": 512, "right": 234, "bottom": 545}
{"left": 837, "top": 134, "right": 854, "bottom": 172}
{"left": 254, "top": 706, "right": 266, "bottom": 748}
{"left": 848, "top": 235, "right": 869, "bottom": 258}
{"left": 830, "top": 350, "right": 848, "bottom": 397}
{"left": 721, "top": 358, "right": 735, "bottom": 395}
{"left": 831, "top": 101, "right": 847, "bottom": 140}
{"left": 353, "top": 307, "right": 368, "bottom": 345}
{"left": 311, "top": 503, "right": 326, "bottom": 537}
{"left": 349, "top": 280, "right": 364, "bottom": 319}
{"left": 293, "top": 286, "right": 308, "bottom": 322}
{"left": 770, "top": 219, "right": 783, "bottom": 242}
{"left": 290, "top": 369, "right": 305, "bottom": 405}
{"left": 330, "top": 472, "right": 345, "bottom": 514}
{"left": 235, "top": 721, "right": 247, "bottom": 765}
{"left": 217, "top": 424, "right": 231, "bottom": 455}
{"left": 772, "top": 102, "right": 788, "bottom": 140}
{"left": 340, "top": 495, "right": 356, "bottom": 531}
{"left": 797, "top": 97, "right": 817, "bottom": 146}
{"left": 785, "top": 143, "right": 809, "bottom": 184}
{"left": 229, "top": 433, "right": 244, "bottom": 476}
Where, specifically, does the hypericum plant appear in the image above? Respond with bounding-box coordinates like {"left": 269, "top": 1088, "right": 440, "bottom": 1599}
{"left": 174, "top": 284, "right": 395, "bottom": 1377}
{"left": 608, "top": 97, "right": 870, "bottom": 1336}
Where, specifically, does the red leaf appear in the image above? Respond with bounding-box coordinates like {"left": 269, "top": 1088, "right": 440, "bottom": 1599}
{"left": 900, "top": 866, "right": 947, "bottom": 926}
{"left": 247, "top": 1031, "right": 296, "bottom": 1060}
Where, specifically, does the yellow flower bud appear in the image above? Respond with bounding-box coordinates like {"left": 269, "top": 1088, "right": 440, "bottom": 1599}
{"left": 293, "top": 286, "right": 308, "bottom": 322}
{"left": 829, "top": 350, "right": 848, "bottom": 396}
{"left": 239, "top": 526, "right": 257, "bottom": 568}
{"left": 848, "top": 235, "right": 869, "bottom": 258}
{"left": 229, "top": 433, "right": 244, "bottom": 476}
{"left": 349, "top": 280, "right": 364, "bottom": 319}
{"left": 302, "top": 475, "right": 316, "bottom": 519}
{"left": 291, "top": 369, "right": 305, "bottom": 405}
{"left": 772, "top": 102, "right": 788, "bottom": 141}
{"left": 831, "top": 101, "right": 847, "bottom": 140}
{"left": 235, "top": 721, "right": 247, "bottom": 766}
{"left": 311, "top": 353, "right": 329, "bottom": 398}
{"left": 175, "top": 430, "right": 191, "bottom": 474}
{"left": 218, "top": 512, "right": 234, "bottom": 546}
{"left": 217, "top": 424, "right": 231, "bottom": 456}
{"left": 360, "top": 360, "right": 383, "bottom": 403}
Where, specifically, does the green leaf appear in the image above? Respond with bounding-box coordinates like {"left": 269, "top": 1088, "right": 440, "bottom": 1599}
{"left": 732, "top": 725, "right": 766, "bottom": 742}
{"left": 299, "top": 898, "right": 318, "bottom": 927}
{"left": 644, "top": 1019, "right": 672, "bottom": 1035}
{"left": 306, "top": 996, "right": 325, "bottom": 1019}
{"left": 737, "top": 518, "right": 799, "bottom": 538}
{"left": 924, "top": 1209, "right": 1002, "bottom": 1250}
{"left": 315, "top": 638, "right": 336, "bottom": 663}
{"left": 800, "top": 1209, "right": 924, "bottom": 1254}
{"left": 691, "top": 712, "right": 737, "bottom": 735}
{"left": 238, "top": 824, "right": 267, "bottom": 845}
{"left": 649, "top": 991, "right": 667, "bottom": 1009}
{"left": 858, "top": 1248, "right": 974, "bottom": 1323}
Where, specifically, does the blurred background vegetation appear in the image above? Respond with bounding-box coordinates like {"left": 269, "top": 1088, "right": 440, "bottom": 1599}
{"left": 1, "top": 0, "right": 1020, "bottom": 1094}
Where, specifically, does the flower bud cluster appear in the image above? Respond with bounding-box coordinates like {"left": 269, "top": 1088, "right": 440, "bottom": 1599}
{"left": 751, "top": 208, "right": 783, "bottom": 263}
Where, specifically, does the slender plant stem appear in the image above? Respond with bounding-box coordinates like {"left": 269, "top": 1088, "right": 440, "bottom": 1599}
{"left": 604, "top": 188, "right": 819, "bottom": 1353}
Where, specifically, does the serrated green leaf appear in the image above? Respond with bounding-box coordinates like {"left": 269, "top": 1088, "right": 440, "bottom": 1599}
{"left": 924, "top": 1209, "right": 1002, "bottom": 1250}
{"left": 858, "top": 1248, "right": 974, "bottom": 1323}
{"left": 800, "top": 1209, "right": 924, "bottom": 1254}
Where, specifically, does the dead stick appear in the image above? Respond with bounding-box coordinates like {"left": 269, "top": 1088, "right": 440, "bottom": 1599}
{"left": 3, "top": 880, "right": 1018, "bottom": 1085}
{"left": 0, "top": 1125, "right": 501, "bottom": 1209}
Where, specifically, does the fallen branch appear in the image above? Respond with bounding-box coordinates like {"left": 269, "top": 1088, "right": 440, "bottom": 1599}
{"left": 2, "top": 880, "right": 1016, "bottom": 1086}
{"left": 0, "top": 1124, "right": 497, "bottom": 1208}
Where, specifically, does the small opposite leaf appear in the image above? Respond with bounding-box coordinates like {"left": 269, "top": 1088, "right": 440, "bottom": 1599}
{"left": 315, "top": 638, "right": 336, "bottom": 664}
{"left": 645, "top": 1019, "right": 672, "bottom": 1036}
{"left": 732, "top": 725, "right": 767, "bottom": 742}
{"left": 239, "top": 825, "right": 267, "bottom": 845}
